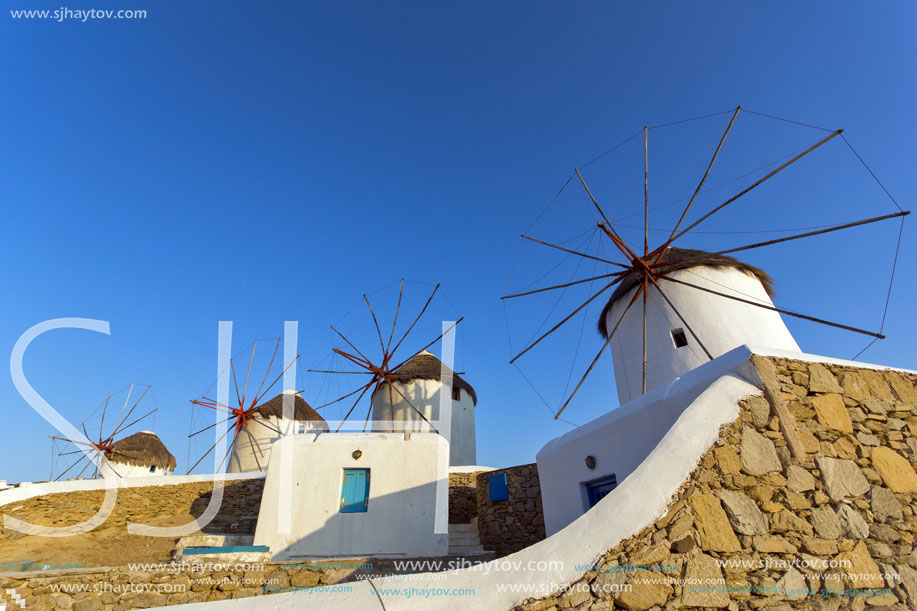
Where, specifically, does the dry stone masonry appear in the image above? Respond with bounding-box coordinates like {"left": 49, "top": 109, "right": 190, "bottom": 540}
{"left": 513, "top": 357, "right": 917, "bottom": 610}
{"left": 449, "top": 471, "right": 481, "bottom": 524}
{"left": 477, "top": 464, "right": 546, "bottom": 555}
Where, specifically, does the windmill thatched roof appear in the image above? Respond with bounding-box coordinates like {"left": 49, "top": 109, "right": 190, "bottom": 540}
{"left": 387, "top": 351, "right": 477, "bottom": 405}
{"left": 598, "top": 247, "right": 774, "bottom": 338}
{"left": 251, "top": 391, "right": 327, "bottom": 424}
{"left": 107, "top": 431, "right": 176, "bottom": 471}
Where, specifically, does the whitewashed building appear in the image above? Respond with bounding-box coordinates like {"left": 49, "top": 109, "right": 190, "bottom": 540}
{"left": 253, "top": 432, "right": 449, "bottom": 559}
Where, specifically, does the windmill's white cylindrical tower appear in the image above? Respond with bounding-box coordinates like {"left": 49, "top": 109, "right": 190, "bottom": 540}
{"left": 601, "top": 248, "right": 800, "bottom": 405}
{"left": 371, "top": 351, "right": 477, "bottom": 466}
{"left": 228, "top": 391, "right": 329, "bottom": 473}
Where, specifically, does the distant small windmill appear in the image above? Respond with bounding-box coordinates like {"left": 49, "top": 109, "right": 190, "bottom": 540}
{"left": 51, "top": 383, "right": 158, "bottom": 480}
{"left": 308, "top": 279, "right": 463, "bottom": 432}
{"left": 504, "top": 106, "right": 909, "bottom": 418}
{"left": 186, "top": 338, "right": 311, "bottom": 474}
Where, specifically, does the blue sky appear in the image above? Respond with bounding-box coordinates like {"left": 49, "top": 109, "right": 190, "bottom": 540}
{"left": 1, "top": 1, "right": 915, "bottom": 483}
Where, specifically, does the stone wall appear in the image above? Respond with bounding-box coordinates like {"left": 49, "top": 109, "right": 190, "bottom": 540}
{"left": 0, "top": 559, "right": 369, "bottom": 610}
{"left": 0, "top": 479, "right": 265, "bottom": 568}
{"left": 514, "top": 357, "right": 917, "bottom": 610}
{"left": 449, "top": 471, "right": 480, "bottom": 524}
{"left": 477, "top": 464, "right": 546, "bottom": 555}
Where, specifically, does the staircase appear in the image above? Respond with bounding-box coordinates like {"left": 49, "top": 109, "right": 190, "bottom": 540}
{"left": 448, "top": 519, "right": 487, "bottom": 555}
{"left": 173, "top": 533, "right": 271, "bottom": 562}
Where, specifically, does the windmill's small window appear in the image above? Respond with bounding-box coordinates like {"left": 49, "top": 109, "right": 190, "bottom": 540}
{"left": 297, "top": 424, "right": 306, "bottom": 434}
{"left": 671, "top": 328, "right": 688, "bottom": 348}
{"left": 340, "top": 468, "right": 370, "bottom": 513}
{"left": 149, "top": 466, "right": 156, "bottom": 473}
{"left": 488, "top": 473, "right": 508, "bottom": 502}
{"left": 452, "top": 386, "right": 461, "bottom": 401}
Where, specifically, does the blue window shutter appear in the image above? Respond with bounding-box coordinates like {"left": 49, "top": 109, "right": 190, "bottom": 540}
{"left": 341, "top": 469, "right": 370, "bottom": 513}
{"left": 488, "top": 473, "right": 508, "bottom": 502}
{"left": 585, "top": 474, "right": 617, "bottom": 508}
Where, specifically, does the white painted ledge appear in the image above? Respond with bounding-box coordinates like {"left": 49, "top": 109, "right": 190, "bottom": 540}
{"left": 448, "top": 465, "right": 495, "bottom": 474}
{"left": 0, "top": 472, "right": 264, "bottom": 508}
{"left": 744, "top": 344, "right": 917, "bottom": 374}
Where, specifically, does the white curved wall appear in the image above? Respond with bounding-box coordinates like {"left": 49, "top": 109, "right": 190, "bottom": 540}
{"left": 371, "top": 380, "right": 476, "bottom": 466}
{"left": 228, "top": 416, "right": 328, "bottom": 473}
{"left": 606, "top": 265, "right": 799, "bottom": 404}
{"left": 99, "top": 462, "right": 172, "bottom": 478}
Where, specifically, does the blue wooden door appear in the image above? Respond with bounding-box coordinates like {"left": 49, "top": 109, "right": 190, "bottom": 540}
{"left": 340, "top": 469, "right": 370, "bottom": 513}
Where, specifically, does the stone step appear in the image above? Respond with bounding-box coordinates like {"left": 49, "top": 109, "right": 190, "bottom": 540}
{"left": 177, "top": 534, "right": 255, "bottom": 548}
{"left": 448, "top": 544, "right": 485, "bottom": 554}
{"left": 448, "top": 534, "right": 482, "bottom": 544}
{"left": 177, "top": 550, "right": 273, "bottom": 563}
{"left": 448, "top": 524, "right": 478, "bottom": 533}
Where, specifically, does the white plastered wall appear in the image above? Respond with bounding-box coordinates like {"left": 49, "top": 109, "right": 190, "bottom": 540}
{"left": 98, "top": 462, "right": 172, "bottom": 478}
{"left": 608, "top": 265, "right": 800, "bottom": 404}
{"left": 253, "top": 432, "right": 449, "bottom": 560}
{"left": 371, "top": 379, "right": 476, "bottom": 466}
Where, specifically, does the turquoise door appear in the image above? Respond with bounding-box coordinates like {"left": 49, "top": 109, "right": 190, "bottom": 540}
{"left": 340, "top": 468, "right": 370, "bottom": 513}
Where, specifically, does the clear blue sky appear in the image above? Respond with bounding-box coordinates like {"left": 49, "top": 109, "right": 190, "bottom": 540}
{"left": 2, "top": 1, "right": 915, "bottom": 483}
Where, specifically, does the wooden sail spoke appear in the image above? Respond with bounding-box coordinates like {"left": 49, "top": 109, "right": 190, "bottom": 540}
{"left": 501, "top": 270, "right": 628, "bottom": 300}
{"left": 510, "top": 278, "right": 622, "bottom": 364}
{"left": 386, "top": 278, "right": 405, "bottom": 353}
{"left": 363, "top": 294, "right": 387, "bottom": 355}
{"left": 253, "top": 339, "right": 281, "bottom": 409}
{"left": 187, "top": 426, "right": 234, "bottom": 475}
{"left": 251, "top": 355, "right": 301, "bottom": 407}
{"left": 390, "top": 317, "right": 464, "bottom": 372}
{"left": 672, "top": 129, "right": 843, "bottom": 241}
{"left": 520, "top": 233, "right": 628, "bottom": 268}
{"left": 389, "top": 283, "right": 440, "bottom": 358}
{"left": 666, "top": 106, "right": 741, "bottom": 247}
{"left": 331, "top": 325, "right": 374, "bottom": 364}
{"left": 711, "top": 211, "right": 910, "bottom": 258}
{"left": 188, "top": 416, "right": 234, "bottom": 438}
{"left": 658, "top": 275, "right": 884, "bottom": 338}
{"left": 334, "top": 380, "right": 376, "bottom": 433}
{"left": 240, "top": 340, "right": 258, "bottom": 407}
{"left": 555, "top": 284, "right": 644, "bottom": 419}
